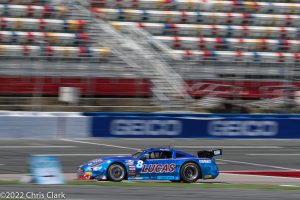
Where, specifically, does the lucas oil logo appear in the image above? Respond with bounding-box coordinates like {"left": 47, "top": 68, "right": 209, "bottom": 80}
{"left": 141, "top": 163, "right": 176, "bottom": 173}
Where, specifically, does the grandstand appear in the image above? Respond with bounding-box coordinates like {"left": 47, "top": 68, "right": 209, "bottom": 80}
{"left": 0, "top": 0, "right": 299, "bottom": 112}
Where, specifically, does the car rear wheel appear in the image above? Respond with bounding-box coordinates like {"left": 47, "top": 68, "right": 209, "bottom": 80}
{"left": 107, "top": 163, "right": 126, "bottom": 182}
{"left": 180, "top": 162, "right": 200, "bottom": 183}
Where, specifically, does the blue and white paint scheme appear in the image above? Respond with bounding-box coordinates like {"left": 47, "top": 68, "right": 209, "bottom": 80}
{"left": 77, "top": 148, "right": 221, "bottom": 183}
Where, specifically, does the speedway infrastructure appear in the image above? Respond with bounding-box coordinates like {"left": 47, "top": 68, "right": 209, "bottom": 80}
{"left": 1, "top": 112, "right": 300, "bottom": 138}
{"left": 0, "top": 112, "right": 300, "bottom": 199}
{"left": 0, "top": 138, "right": 300, "bottom": 200}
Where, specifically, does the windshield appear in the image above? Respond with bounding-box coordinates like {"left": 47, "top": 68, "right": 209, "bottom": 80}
{"left": 132, "top": 150, "right": 144, "bottom": 158}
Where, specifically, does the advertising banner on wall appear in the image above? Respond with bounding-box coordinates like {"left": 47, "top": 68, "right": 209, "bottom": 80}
{"left": 89, "top": 113, "right": 300, "bottom": 138}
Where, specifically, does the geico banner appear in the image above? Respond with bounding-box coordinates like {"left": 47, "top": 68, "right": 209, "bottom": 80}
{"left": 208, "top": 121, "right": 278, "bottom": 137}
{"left": 92, "top": 117, "right": 184, "bottom": 137}
{"left": 90, "top": 115, "right": 300, "bottom": 138}
{"left": 111, "top": 119, "right": 182, "bottom": 136}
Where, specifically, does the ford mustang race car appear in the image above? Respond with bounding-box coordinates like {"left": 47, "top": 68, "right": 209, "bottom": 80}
{"left": 77, "top": 148, "right": 222, "bottom": 183}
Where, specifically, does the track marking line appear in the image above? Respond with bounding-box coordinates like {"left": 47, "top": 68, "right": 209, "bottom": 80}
{"left": 216, "top": 162, "right": 228, "bottom": 165}
{"left": 34, "top": 154, "right": 131, "bottom": 157}
{"left": 247, "top": 154, "right": 300, "bottom": 156}
{"left": 61, "top": 139, "right": 139, "bottom": 150}
{"left": 174, "top": 146, "right": 282, "bottom": 149}
{"left": 0, "top": 146, "right": 77, "bottom": 148}
{"left": 217, "top": 158, "right": 300, "bottom": 171}
{"left": 280, "top": 185, "right": 300, "bottom": 187}
{"left": 222, "top": 170, "right": 298, "bottom": 172}
{"left": 221, "top": 173, "right": 300, "bottom": 180}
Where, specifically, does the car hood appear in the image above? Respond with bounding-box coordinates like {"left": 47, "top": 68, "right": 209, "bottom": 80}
{"left": 101, "top": 156, "right": 135, "bottom": 161}
{"left": 82, "top": 156, "right": 135, "bottom": 166}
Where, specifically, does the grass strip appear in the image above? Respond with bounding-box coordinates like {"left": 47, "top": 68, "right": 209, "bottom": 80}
{"left": 0, "top": 180, "right": 299, "bottom": 191}
{"left": 0, "top": 180, "right": 20, "bottom": 185}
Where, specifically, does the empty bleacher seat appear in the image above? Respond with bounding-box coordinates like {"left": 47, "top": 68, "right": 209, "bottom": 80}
{"left": 92, "top": 8, "right": 300, "bottom": 27}
{"left": 90, "top": 0, "right": 300, "bottom": 14}
{"left": 0, "top": 31, "right": 89, "bottom": 45}
{"left": 0, "top": 44, "right": 111, "bottom": 58}
{"left": 175, "top": 50, "right": 299, "bottom": 63}
{"left": 0, "top": 18, "right": 86, "bottom": 31}
{"left": 0, "top": 4, "right": 68, "bottom": 18}
{"left": 155, "top": 36, "right": 300, "bottom": 52}
{"left": 0, "top": 0, "right": 45, "bottom": 5}
{"left": 0, "top": 1, "right": 109, "bottom": 60}
{"left": 111, "top": 21, "right": 300, "bottom": 39}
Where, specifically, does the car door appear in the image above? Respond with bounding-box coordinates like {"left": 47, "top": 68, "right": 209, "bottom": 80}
{"left": 134, "top": 150, "right": 177, "bottom": 180}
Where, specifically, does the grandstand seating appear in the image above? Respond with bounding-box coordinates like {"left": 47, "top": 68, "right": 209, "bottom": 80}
{"left": 0, "top": 45, "right": 111, "bottom": 58}
{"left": 154, "top": 36, "right": 300, "bottom": 52}
{"left": 91, "top": 0, "right": 300, "bottom": 62}
{"left": 0, "top": 17, "right": 86, "bottom": 32}
{"left": 0, "top": 4, "right": 68, "bottom": 18}
{"left": 111, "top": 22, "right": 299, "bottom": 39}
{"left": 90, "top": 0, "right": 300, "bottom": 14}
{"left": 89, "top": 0, "right": 300, "bottom": 99}
{"left": 0, "top": 0, "right": 139, "bottom": 105}
{"left": 93, "top": 8, "right": 300, "bottom": 27}
{"left": 0, "top": 1, "right": 111, "bottom": 59}
{"left": 91, "top": 0, "right": 300, "bottom": 98}
{"left": 0, "top": 31, "right": 89, "bottom": 46}
{"left": 0, "top": 0, "right": 300, "bottom": 104}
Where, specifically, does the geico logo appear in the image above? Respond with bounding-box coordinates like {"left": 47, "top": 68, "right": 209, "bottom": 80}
{"left": 141, "top": 163, "right": 176, "bottom": 173}
{"left": 208, "top": 121, "right": 278, "bottom": 136}
{"left": 110, "top": 119, "right": 181, "bottom": 135}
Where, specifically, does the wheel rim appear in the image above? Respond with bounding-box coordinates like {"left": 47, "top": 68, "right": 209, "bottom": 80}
{"left": 184, "top": 165, "right": 198, "bottom": 180}
{"left": 110, "top": 165, "right": 125, "bottom": 180}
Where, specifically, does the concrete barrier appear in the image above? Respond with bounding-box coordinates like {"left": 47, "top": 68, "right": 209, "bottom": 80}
{"left": 0, "top": 112, "right": 89, "bottom": 139}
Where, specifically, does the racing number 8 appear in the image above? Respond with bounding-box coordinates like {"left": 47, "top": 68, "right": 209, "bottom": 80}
{"left": 136, "top": 160, "right": 143, "bottom": 168}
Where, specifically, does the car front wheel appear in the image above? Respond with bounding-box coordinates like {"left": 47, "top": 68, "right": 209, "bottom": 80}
{"left": 180, "top": 162, "right": 200, "bottom": 183}
{"left": 107, "top": 163, "right": 126, "bottom": 182}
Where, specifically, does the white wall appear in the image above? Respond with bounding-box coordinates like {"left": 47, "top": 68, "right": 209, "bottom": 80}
{"left": 0, "top": 112, "right": 90, "bottom": 139}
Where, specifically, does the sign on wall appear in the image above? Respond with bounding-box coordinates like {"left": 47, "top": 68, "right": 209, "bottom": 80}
{"left": 89, "top": 113, "right": 300, "bottom": 138}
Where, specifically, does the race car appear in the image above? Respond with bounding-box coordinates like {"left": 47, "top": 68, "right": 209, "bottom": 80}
{"left": 77, "top": 147, "right": 222, "bottom": 183}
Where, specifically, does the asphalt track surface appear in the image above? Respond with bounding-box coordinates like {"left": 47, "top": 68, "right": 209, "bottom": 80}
{"left": 0, "top": 139, "right": 300, "bottom": 200}
{"left": 1, "top": 139, "right": 300, "bottom": 173}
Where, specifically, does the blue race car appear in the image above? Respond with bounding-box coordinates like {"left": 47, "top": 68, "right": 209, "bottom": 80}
{"left": 77, "top": 148, "right": 222, "bottom": 183}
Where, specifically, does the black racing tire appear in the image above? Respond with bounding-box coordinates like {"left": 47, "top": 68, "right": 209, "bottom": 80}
{"left": 107, "top": 163, "right": 126, "bottom": 182}
{"left": 180, "top": 162, "right": 200, "bottom": 183}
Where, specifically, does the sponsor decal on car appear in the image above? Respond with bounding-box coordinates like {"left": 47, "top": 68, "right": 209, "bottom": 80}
{"left": 157, "top": 176, "right": 175, "bottom": 180}
{"left": 199, "top": 160, "right": 212, "bottom": 164}
{"left": 141, "top": 163, "right": 176, "bottom": 173}
{"left": 136, "top": 160, "right": 144, "bottom": 168}
{"left": 85, "top": 172, "right": 92, "bottom": 176}
{"left": 126, "top": 160, "right": 134, "bottom": 165}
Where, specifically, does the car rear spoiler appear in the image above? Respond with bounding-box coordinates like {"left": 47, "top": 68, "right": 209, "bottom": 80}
{"left": 197, "top": 149, "right": 222, "bottom": 158}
